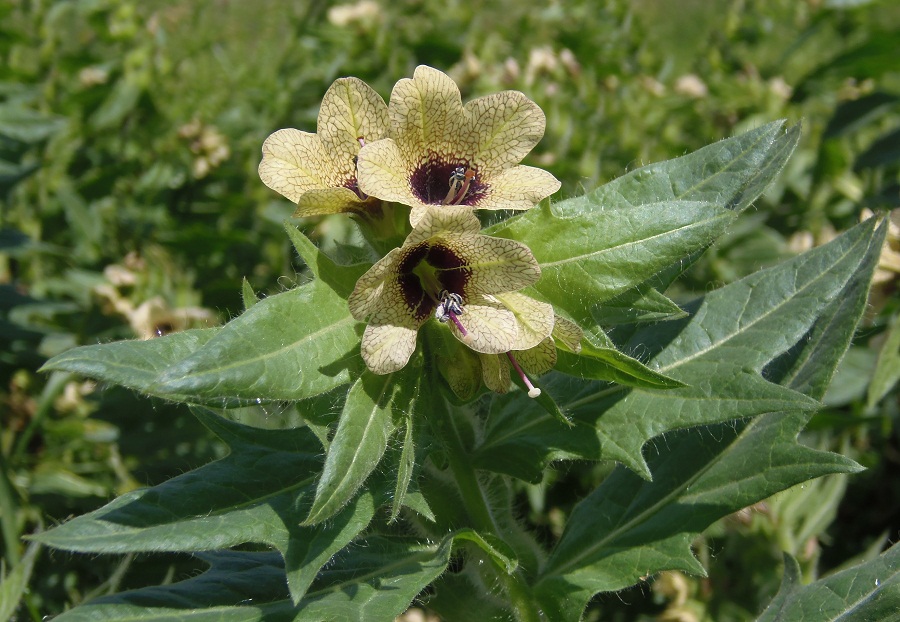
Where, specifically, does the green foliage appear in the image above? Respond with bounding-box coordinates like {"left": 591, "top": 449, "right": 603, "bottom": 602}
{"left": 758, "top": 543, "right": 900, "bottom": 621}
{"left": 4, "top": 1, "right": 900, "bottom": 620}
{"left": 27, "top": 119, "right": 894, "bottom": 620}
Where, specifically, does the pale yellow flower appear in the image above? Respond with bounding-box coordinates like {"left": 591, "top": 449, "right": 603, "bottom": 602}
{"left": 479, "top": 315, "right": 583, "bottom": 397}
{"left": 348, "top": 207, "right": 549, "bottom": 374}
{"left": 259, "top": 77, "right": 389, "bottom": 217}
{"left": 356, "top": 65, "right": 560, "bottom": 227}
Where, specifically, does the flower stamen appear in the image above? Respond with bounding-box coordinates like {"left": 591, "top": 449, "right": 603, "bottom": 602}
{"left": 449, "top": 168, "right": 476, "bottom": 205}
{"left": 435, "top": 289, "right": 473, "bottom": 344}
{"left": 442, "top": 167, "right": 467, "bottom": 205}
{"left": 506, "top": 351, "right": 541, "bottom": 398}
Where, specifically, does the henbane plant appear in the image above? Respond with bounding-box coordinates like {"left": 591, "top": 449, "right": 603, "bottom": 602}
{"left": 35, "top": 66, "right": 896, "bottom": 621}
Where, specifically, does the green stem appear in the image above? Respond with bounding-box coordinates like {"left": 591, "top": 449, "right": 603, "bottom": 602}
{"left": 12, "top": 371, "right": 71, "bottom": 464}
{"left": 439, "top": 401, "right": 542, "bottom": 622}
{"left": 0, "top": 451, "right": 22, "bottom": 566}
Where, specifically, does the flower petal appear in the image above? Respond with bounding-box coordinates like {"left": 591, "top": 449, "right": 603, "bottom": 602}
{"left": 463, "top": 91, "right": 547, "bottom": 176}
{"left": 359, "top": 276, "right": 425, "bottom": 373}
{"left": 318, "top": 77, "right": 389, "bottom": 165}
{"left": 259, "top": 129, "right": 343, "bottom": 202}
{"left": 439, "top": 235, "right": 540, "bottom": 295}
{"left": 348, "top": 248, "right": 401, "bottom": 320}
{"left": 294, "top": 188, "right": 370, "bottom": 217}
{"left": 452, "top": 294, "right": 517, "bottom": 354}
{"left": 495, "top": 292, "right": 554, "bottom": 350}
{"left": 479, "top": 353, "right": 510, "bottom": 394}
{"left": 389, "top": 65, "right": 466, "bottom": 163}
{"left": 475, "top": 165, "right": 561, "bottom": 211}
{"left": 360, "top": 321, "right": 418, "bottom": 374}
{"left": 552, "top": 316, "right": 584, "bottom": 353}
{"left": 516, "top": 337, "right": 557, "bottom": 376}
{"left": 404, "top": 206, "right": 481, "bottom": 246}
{"left": 357, "top": 138, "right": 424, "bottom": 207}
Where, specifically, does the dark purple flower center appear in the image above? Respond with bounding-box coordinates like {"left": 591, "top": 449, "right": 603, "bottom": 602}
{"left": 396, "top": 241, "right": 472, "bottom": 321}
{"left": 343, "top": 176, "right": 367, "bottom": 201}
{"left": 409, "top": 153, "right": 487, "bottom": 206}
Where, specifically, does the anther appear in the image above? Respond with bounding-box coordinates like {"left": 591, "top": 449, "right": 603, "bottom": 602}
{"left": 357, "top": 136, "right": 366, "bottom": 148}
{"left": 436, "top": 290, "right": 473, "bottom": 344}
{"left": 442, "top": 167, "right": 467, "bottom": 205}
{"left": 449, "top": 168, "right": 476, "bottom": 205}
{"left": 506, "top": 351, "right": 541, "bottom": 398}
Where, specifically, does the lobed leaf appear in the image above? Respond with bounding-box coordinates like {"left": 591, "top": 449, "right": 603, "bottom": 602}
{"left": 48, "top": 534, "right": 473, "bottom": 622}
{"left": 474, "top": 217, "right": 886, "bottom": 482}
{"left": 32, "top": 408, "right": 375, "bottom": 604}
{"left": 532, "top": 411, "right": 864, "bottom": 620}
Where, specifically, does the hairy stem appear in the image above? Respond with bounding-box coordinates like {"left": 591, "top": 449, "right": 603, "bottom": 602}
{"left": 439, "top": 400, "right": 542, "bottom": 622}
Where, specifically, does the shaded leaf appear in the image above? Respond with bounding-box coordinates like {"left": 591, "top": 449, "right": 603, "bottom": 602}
{"left": 823, "top": 91, "right": 900, "bottom": 138}
{"left": 590, "top": 285, "right": 687, "bottom": 325}
{"left": 855, "top": 127, "right": 900, "bottom": 170}
{"left": 757, "top": 544, "right": 900, "bottom": 622}
{"left": 0, "top": 540, "right": 40, "bottom": 622}
{"left": 533, "top": 412, "right": 864, "bottom": 621}
{"left": 555, "top": 341, "right": 684, "bottom": 389}
{"left": 868, "top": 314, "right": 900, "bottom": 408}
{"left": 284, "top": 222, "right": 369, "bottom": 298}
{"left": 32, "top": 408, "right": 375, "bottom": 604}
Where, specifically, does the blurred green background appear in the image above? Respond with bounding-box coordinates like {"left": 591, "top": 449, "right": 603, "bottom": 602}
{"left": 1, "top": 0, "right": 899, "bottom": 619}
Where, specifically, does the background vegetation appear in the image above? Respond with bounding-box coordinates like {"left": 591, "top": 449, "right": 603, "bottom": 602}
{"left": 1, "top": 0, "right": 898, "bottom": 619}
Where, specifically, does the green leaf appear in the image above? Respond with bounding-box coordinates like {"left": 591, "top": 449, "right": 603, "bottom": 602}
{"left": 49, "top": 551, "right": 295, "bottom": 622}
{"left": 284, "top": 222, "right": 369, "bottom": 298}
{"left": 153, "top": 278, "right": 362, "bottom": 402}
{"left": 590, "top": 284, "right": 687, "bottom": 325}
{"left": 532, "top": 412, "right": 864, "bottom": 621}
{"left": 40, "top": 328, "right": 220, "bottom": 403}
{"left": 592, "top": 120, "right": 799, "bottom": 213}
{"left": 823, "top": 91, "right": 900, "bottom": 138}
{"left": 473, "top": 218, "right": 884, "bottom": 482}
{"left": 305, "top": 368, "right": 419, "bottom": 525}
{"left": 868, "top": 314, "right": 900, "bottom": 408}
{"left": 390, "top": 410, "right": 418, "bottom": 523}
{"left": 51, "top": 537, "right": 455, "bottom": 621}
{"left": 427, "top": 571, "right": 516, "bottom": 622}
{"left": 491, "top": 199, "right": 733, "bottom": 324}
{"left": 486, "top": 121, "right": 799, "bottom": 326}
{"left": 765, "top": 221, "right": 887, "bottom": 402}
{"left": 757, "top": 544, "right": 900, "bottom": 622}
{"left": 452, "top": 529, "right": 519, "bottom": 575}
{"left": 50, "top": 536, "right": 456, "bottom": 622}
{"left": 0, "top": 540, "right": 40, "bottom": 622}
{"left": 555, "top": 341, "right": 685, "bottom": 389}
{"left": 0, "top": 103, "right": 66, "bottom": 142}
{"left": 242, "top": 277, "right": 259, "bottom": 309}
{"left": 855, "top": 127, "right": 900, "bottom": 170}
{"left": 31, "top": 408, "right": 375, "bottom": 604}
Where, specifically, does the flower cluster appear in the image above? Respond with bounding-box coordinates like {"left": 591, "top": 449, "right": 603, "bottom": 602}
{"left": 260, "top": 66, "right": 579, "bottom": 398}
